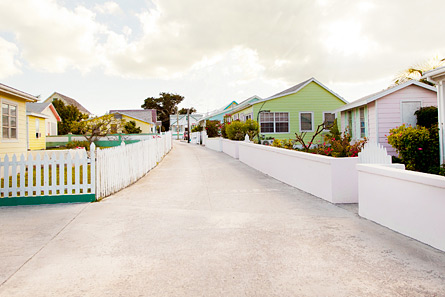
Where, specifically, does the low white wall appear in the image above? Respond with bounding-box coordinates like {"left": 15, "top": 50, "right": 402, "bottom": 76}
{"left": 238, "top": 142, "right": 358, "bottom": 203}
{"left": 222, "top": 139, "right": 240, "bottom": 159}
{"left": 205, "top": 137, "right": 222, "bottom": 152}
{"left": 357, "top": 164, "right": 445, "bottom": 252}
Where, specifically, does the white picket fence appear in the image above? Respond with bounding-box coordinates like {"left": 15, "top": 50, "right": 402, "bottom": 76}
{"left": 358, "top": 142, "right": 392, "bottom": 164}
{"left": 0, "top": 147, "right": 95, "bottom": 198}
{"left": 96, "top": 132, "right": 172, "bottom": 198}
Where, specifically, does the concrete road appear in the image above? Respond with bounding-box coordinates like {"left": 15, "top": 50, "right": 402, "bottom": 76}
{"left": 1, "top": 141, "right": 445, "bottom": 296}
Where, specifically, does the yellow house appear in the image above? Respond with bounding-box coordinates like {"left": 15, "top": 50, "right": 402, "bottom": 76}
{"left": 1, "top": 83, "right": 38, "bottom": 159}
{"left": 109, "top": 109, "right": 156, "bottom": 133}
{"left": 26, "top": 111, "right": 47, "bottom": 151}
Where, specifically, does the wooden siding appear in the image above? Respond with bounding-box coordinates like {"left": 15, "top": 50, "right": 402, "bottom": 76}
{"left": 122, "top": 115, "right": 153, "bottom": 133}
{"left": 0, "top": 98, "right": 27, "bottom": 159}
{"left": 377, "top": 85, "right": 437, "bottom": 156}
{"left": 253, "top": 81, "right": 346, "bottom": 141}
{"left": 41, "top": 106, "right": 59, "bottom": 136}
{"left": 27, "top": 115, "right": 46, "bottom": 150}
{"left": 230, "top": 106, "right": 254, "bottom": 121}
{"left": 368, "top": 101, "right": 377, "bottom": 142}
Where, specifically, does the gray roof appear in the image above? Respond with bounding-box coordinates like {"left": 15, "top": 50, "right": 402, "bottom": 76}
{"left": 332, "top": 80, "right": 437, "bottom": 113}
{"left": 268, "top": 78, "right": 313, "bottom": 99}
{"left": 109, "top": 109, "right": 154, "bottom": 124}
{"left": 26, "top": 102, "right": 51, "bottom": 113}
{"left": 46, "top": 92, "right": 91, "bottom": 115}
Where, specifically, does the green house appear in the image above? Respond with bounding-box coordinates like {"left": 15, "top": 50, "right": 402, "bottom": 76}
{"left": 229, "top": 78, "right": 348, "bottom": 142}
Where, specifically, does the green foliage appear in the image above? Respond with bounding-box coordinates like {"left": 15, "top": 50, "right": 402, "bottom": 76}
{"left": 124, "top": 121, "right": 142, "bottom": 134}
{"left": 141, "top": 92, "right": 184, "bottom": 131}
{"left": 324, "top": 118, "right": 341, "bottom": 142}
{"left": 66, "top": 140, "right": 90, "bottom": 151}
{"left": 415, "top": 106, "right": 438, "bottom": 129}
{"left": 272, "top": 139, "right": 294, "bottom": 149}
{"left": 221, "top": 122, "right": 228, "bottom": 138}
{"left": 225, "top": 120, "right": 259, "bottom": 141}
{"left": 387, "top": 124, "right": 440, "bottom": 173}
{"left": 317, "top": 132, "right": 366, "bottom": 157}
{"left": 52, "top": 99, "right": 88, "bottom": 135}
{"left": 191, "top": 125, "right": 203, "bottom": 132}
{"left": 205, "top": 120, "right": 220, "bottom": 137}
{"left": 75, "top": 114, "right": 125, "bottom": 144}
{"left": 178, "top": 107, "right": 196, "bottom": 115}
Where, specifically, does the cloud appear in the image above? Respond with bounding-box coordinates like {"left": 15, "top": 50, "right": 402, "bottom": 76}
{"left": 0, "top": 37, "right": 22, "bottom": 79}
{"left": 1, "top": 0, "right": 445, "bottom": 91}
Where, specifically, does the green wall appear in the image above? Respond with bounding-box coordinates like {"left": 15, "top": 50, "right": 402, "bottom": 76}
{"left": 252, "top": 81, "right": 346, "bottom": 141}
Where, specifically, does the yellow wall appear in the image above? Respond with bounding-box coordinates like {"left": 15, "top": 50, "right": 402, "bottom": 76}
{"left": 27, "top": 115, "right": 46, "bottom": 151}
{"left": 0, "top": 96, "right": 27, "bottom": 159}
{"left": 122, "top": 115, "right": 153, "bottom": 133}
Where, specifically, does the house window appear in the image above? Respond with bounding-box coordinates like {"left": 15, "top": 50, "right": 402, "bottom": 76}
{"left": 299, "top": 112, "right": 313, "bottom": 132}
{"left": 401, "top": 101, "right": 421, "bottom": 127}
{"left": 233, "top": 114, "right": 239, "bottom": 121}
{"left": 323, "top": 112, "right": 335, "bottom": 128}
{"left": 360, "top": 107, "right": 366, "bottom": 138}
{"left": 35, "top": 118, "right": 40, "bottom": 138}
{"left": 114, "top": 114, "right": 122, "bottom": 120}
{"left": 245, "top": 114, "right": 252, "bottom": 121}
{"left": 347, "top": 110, "right": 353, "bottom": 136}
{"left": 2, "top": 102, "right": 18, "bottom": 139}
{"left": 260, "top": 112, "right": 289, "bottom": 133}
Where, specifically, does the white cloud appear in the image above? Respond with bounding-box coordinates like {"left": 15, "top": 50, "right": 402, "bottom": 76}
{"left": 94, "top": 1, "right": 122, "bottom": 15}
{"left": 0, "top": 37, "right": 22, "bottom": 79}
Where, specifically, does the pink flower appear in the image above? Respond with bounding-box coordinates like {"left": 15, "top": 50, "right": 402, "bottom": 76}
{"left": 418, "top": 148, "right": 423, "bottom": 151}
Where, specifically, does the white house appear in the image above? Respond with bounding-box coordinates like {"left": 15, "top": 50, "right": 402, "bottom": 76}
{"left": 170, "top": 113, "right": 203, "bottom": 139}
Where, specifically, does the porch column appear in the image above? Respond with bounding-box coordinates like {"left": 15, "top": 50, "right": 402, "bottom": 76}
{"left": 438, "top": 81, "right": 445, "bottom": 164}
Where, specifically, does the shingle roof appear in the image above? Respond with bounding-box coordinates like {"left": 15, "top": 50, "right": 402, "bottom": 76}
{"left": 26, "top": 102, "right": 51, "bottom": 113}
{"left": 48, "top": 92, "right": 91, "bottom": 115}
{"left": 267, "top": 78, "right": 313, "bottom": 99}
{"left": 109, "top": 109, "right": 154, "bottom": 124}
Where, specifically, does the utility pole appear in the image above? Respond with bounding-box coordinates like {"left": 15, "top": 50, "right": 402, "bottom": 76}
{"left": 187, "top": 108, "right": 191, "bottom": 143}
{"left": 176, "top": 109, "right": 179, "bottom": 140}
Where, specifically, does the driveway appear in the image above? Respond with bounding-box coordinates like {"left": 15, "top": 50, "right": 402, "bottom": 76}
{"left": 1, "top": 141, "right": 444, "bottom": 296}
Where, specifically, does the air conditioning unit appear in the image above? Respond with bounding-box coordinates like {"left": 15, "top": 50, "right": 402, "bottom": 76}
{"left": 261, "top": 139, "right": 274, "bottom": 145}
{"left": 36, "top": 132, "right": 41, "bottom": 138}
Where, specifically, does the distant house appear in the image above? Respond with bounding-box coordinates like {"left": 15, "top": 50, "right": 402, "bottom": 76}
{"left": 26, "top": 102, "right": 61, "bottom": 136}
{"left": 200, "top": 100, "right": 241, "bottom": 123}
{"left": 332, "top": 80, "right": 437, "bottom": 156}
{"left": 229, "top": 78, "right": 347, "bottom": 142}
{"left": 109, "top": 109, "right": 157, "bottom": 133}
{"left": 1, "top": 83, "right": 38, "bottom": 158}
{"left": 26, "top": 109, "right": 47, "bottom": 151}
{"left": 44, "top": 92, "right": 92, "bottom": 117}
{"left": 170, "top": 113, "right": 203, "bottom": 139}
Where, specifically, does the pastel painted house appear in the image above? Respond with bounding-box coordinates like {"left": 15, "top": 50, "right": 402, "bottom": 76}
{"left": 109, "top": 109, "right": 157, "bottom": 133}
{"left": 1, "top": 83, "right": 39, "bottom": 158}
{"left": 229, "top": 78, "right": 347, "bottom": 142}
{"left": 332, "top": 80, "right": 437, "bottom": 156}
{"left": 27, "top": 102, "right": 61, "bottom": 136}
{"left": 44, "top": 92, "right": 92, "bottom": 117}
{"left": 170, "top": 113, "right": 203, "bottom": 139}
{"left": 26, "top": 107, "right": 48, "bottom": 151}
{"left": 200, "top": 100, "right": 240, "bottom": 123}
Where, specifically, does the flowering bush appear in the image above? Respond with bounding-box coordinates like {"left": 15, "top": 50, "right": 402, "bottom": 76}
{"left": 387, "top": 124, "right": 440, "bottom": 173}
{"left": 205, "top": 120, "right": 220, "bottom": 137}
{"left": 272, "top": 139, "right": 294, "bottom": 149}
{"left": 225, "top": 119, "right": 259, "bottom": 141}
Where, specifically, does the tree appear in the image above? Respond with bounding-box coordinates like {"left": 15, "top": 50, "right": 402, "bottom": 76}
{"left": 141, "top": 92, "right": 184, "bottom": 131}
{"left": 178, "top": 107, "right": 196, "bottom": 115}
{"left": 52, "top": 99, "right": 88, "bottom": 135}
{"left": 124, "top": 121, "right": 142, "bottom": 134}
{"left": 75, "top": 114, "right": 125, "bottom": 145}
{"left": 393, "top": 56, "right": 445, "bottom": 86}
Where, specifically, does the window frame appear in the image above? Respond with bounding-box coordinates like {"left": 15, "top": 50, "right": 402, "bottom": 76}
{"left": 2, "top": 99, "right": 19, "bottom": 142}
{"left": 299, "top": 111, "right": 314, "bottom": 132}
{"left": 323, "top": 112, "right": 335, "bottom": 131}
{"left": 359, "top": 107, "right": 366, "bottom": 138}
{"left": 259, "top": 112, "right": 290, "bottom": 134}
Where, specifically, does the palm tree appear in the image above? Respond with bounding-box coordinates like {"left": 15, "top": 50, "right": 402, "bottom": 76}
{"left": 393, "top": 56, "right": 445, "bottom": 86}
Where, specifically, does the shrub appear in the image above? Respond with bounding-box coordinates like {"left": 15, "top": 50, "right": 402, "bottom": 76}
{"left": 387, "top": 124, "right": 440, "bottom": 173}
{"left": 415, "top": 106, "right": 438, "bottom": 128}
{"left": 225, "top": 121, "right": 244, "bottom": 140}
{"left": 221, "top": 122, "right": 228, "bottom": 138}
{"left": 66, "top": 140, "right": 90, "bottom": 151}
{"left": 272, "top": 139, "right": 294, "bottom": 149}
{"left": 191, "top": 125, "right": 203, "bottom": 132}
{"left": 124, "top": 121, "right": 142, "bottom": 134}
{"left": 225, "top": 120, "right": 259, "bottom": 141}
{"left": 205, "top": 120, "right": 220, "bottom": 138}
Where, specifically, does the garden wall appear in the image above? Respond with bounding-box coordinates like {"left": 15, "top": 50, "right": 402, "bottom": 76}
{"left": 238, "top": 142, "right": 358, "bottom": 203}
{"left": 357, "top": 164, "right": 445, "bottom": 252}
{"left": 222, "top": 139, "right": 240, "bottom": 159}
{"left": 205, "top": 137, "right": 222, "bottom": 152}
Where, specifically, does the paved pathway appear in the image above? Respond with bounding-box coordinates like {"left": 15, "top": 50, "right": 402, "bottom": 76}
{"left": 1, "top": 141, "right": 445, "bottom": 296}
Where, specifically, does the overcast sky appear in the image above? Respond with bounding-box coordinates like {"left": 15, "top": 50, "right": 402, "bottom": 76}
{"left": 0, "top": 0, "right": 444, "bottom": 116}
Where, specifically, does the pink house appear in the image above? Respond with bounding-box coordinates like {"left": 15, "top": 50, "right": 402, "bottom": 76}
{"left": 333, "top": 80, "right": 437, "bottom": 156}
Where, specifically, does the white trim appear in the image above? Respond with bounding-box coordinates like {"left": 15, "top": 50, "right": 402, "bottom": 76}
{"left": 259, "top": 112, "right": 290, "bottom": 134}
{"left": 332, "top": 80, "right": 437, "bottom": 113}
{"left": 299, "top": 111, "right": 314, "bottom": 132}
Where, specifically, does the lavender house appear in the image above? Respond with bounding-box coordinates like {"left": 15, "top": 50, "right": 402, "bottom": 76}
{"left": 333, "top": 80, "right": 437, "bottom": 156}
